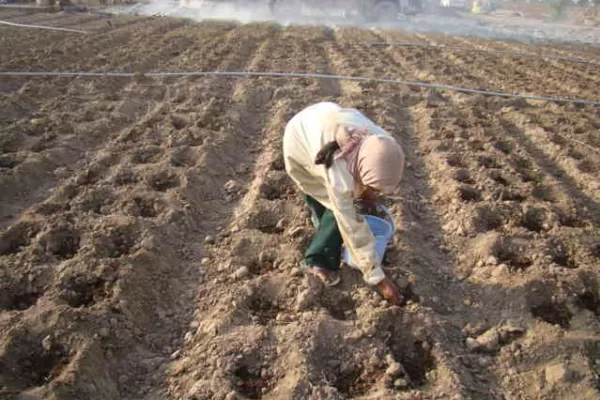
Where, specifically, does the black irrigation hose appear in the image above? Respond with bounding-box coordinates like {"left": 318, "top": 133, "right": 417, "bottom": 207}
{"left": 1, "top": 70, "right": 599, "bottom": 106}
{"left": 0, "top": 19, "right": 88, "bottom": 33}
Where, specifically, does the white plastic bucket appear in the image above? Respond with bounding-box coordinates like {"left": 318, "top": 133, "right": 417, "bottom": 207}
{"left": 343, "top": 205, "right": 395, "bottom": 268}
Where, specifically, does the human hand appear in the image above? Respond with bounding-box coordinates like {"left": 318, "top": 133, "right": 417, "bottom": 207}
{"left": 355, "top": 198, "right": 379, "bottom": 215}
{"left": 360, "top": 187, "right": 381, "bottom": 202}
{"left": 377, "top": 277, "right": 401, "bottom": 306}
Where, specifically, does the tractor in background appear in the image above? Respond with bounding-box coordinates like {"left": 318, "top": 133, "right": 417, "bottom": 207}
{"left": 179, "top": 0, "right": 426, "bottom": 21}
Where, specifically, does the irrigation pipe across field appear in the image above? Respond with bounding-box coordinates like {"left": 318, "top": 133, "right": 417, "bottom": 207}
{"left": 0, "top": 19, "right": 89, "bottom": 33}
{"left": 363, "top": 41, "right": 600, "bottom": 66}
{"left": 1, "top": 70, "right": 599, "bottom": 107}
{"left": 2, "top": 69, "right": 599, "bottom": 153}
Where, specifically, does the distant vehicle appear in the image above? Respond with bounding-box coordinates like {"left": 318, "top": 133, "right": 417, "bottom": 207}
{"left": 268, "top": 0, "right": 424, "bottom": 20}
{"left": 440, "top": 0, "right": 470, "bottom": 9}
{"left": 179, "top": 0, "right": 425, "bottom": 21}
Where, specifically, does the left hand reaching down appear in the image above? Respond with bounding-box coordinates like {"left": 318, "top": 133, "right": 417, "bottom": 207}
{"left": 377, "top": 277, "right": 401, "bottom": 306}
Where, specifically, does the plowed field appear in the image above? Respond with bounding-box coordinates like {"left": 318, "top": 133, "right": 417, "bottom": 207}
{"left": 1, "top": 8, "right": 599, "bottom": 400}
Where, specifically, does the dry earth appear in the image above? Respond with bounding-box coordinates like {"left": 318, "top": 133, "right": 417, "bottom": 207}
{"left": 1, "top": 7, "right": 600, "bottom": 400}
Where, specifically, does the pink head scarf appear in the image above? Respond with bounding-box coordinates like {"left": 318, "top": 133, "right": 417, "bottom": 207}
{"left": 332, "top": 117, "right": 405, "bottom": 194}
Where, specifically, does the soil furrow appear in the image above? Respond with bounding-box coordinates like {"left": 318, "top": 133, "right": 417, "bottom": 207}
{"left": 77, "top": 15, "right": 144, "bottom": 32}
{"left": 382, "top": 30, "right": 599, "bottom": 101}
{"left": 497, "top": 113, "right": 600, "bottom": 218}
{"left": 36, "top": 14, "right": 106, "bottom": 28}
{"left": 0, "top": 20, "right": 222, "bottom": 225}
{"left": 368, "top": 31, "right": 600, "bottom": 207}
{"left": 408, "top": 85, "right": 600, "bottom": 399}
{"left": 118, "top": 25, "right": 283, "bottom": 399}
{"left": 164, "top": 25, "right": 349, "bottom": 400}
{"left": 0, "top": 21, "right": 280, "bottom": 400}
{"left": 0, "top": 9, "right": 31, "bottom": 19}
{"left": 1, "top": 17, "right": 186, "bottom": 71}
{"left": 326, "top": 26, "right": 487, "bottom": 399}
{"left": 534, "top": 40, "right": 600, "bottom": 62}
{"left": 2, "top": 14, "right": 600, "bottom": 400}
{"left": 0, "top": 73, "right": 162, "bottom": 227}
{"left": 0, "top": 27, "right": 77, "bottom": 62}
{"left": 4, "top": 12, "right": 71, "bottom": 24}
{"left": 148, "top": 21, "right": 242, "bottom": 72}
{"left": 449, "top": 36, "right": 600, "bottom": 88}
{"left": 421, "top": 34, "right": 600, "bottom": 100}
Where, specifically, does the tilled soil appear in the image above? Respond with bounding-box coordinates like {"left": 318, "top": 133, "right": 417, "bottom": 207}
{"left": 1, "top": 9, "right": 599, "bottom": 400}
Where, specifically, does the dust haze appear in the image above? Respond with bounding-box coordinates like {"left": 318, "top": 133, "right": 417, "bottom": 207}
{"left": 109, "top": 0, "right": 600, "bottom": 45}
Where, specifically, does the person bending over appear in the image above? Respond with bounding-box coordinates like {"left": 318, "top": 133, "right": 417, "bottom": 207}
{"left": 283, "top": 102, "right": 405, "bottom": 305}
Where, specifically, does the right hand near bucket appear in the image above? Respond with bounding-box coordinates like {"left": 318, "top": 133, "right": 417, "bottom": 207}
{"left": 354, "top": 199, "right": 386, "bottom": 219}
{"left": 377, "top": 277, "right": 401, "bottom": 306}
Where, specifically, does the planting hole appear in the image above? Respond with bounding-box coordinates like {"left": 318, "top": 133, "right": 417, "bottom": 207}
{"left": 319, "top": 291, "right": 357, "bottom": 321}
{"left": 591, "top": 244, "right": 600, "bottom": 259}
{"left": 248, "top": 295, "right": 281, "bottom": 325}
{"left": 270, "top": 155, "right": 285, "bottom": 171}
{"left": 76, "top": 188, "right": 116, "bottom": 214}
{"left": 131, "top": 146, "right": 163, "bottom": 164}
{"left": 124, "top": 196, "right": 164, "bottom": 218}
{"left": 0, "top": 335, "right": 68, "bottom": 390}
{"left": 494, "top": 239, "right": 532, "bottom": 270}
{"left": 232, "top": 364, "right": 272, "bottom": 399}
{"left": 259, "top": 171, "right": 292, "bottom": 200}
{"left": 531, "top": 301, "right": 572, "bottom": 328}
{"left": 532, "top": 185, "right": 560, "bottom": 203}
{"left": 567, "top": 149, "right": 584, "bottom": 160}
{"left": 39, "top": 226, "right": 80, "bottom": 260}
{"left": 259, "top": 181, "right": 286, "bottom": 201}
{"left": 453, "top": 169, "right": 474, "bottom": 184}
{"left": 478, "top": 156, "right": 500, "bottom": 169}
{"left": 549, "top": 133, "right": 567, "bottom": 146}
{"left": 113, "top": 169, "right": 138, "bottom": 186}
{"left": 555, "top": 205, "right": 586, "bottom": 228}
{"left": 458, "top": 186, "right": 481, "bottom": 202}
{"left": 495, "top": 188, "right": 527, "bottom": 202}
{"left": 520, "top": 170, "right": 539, "bottom": 183}
{"left": 245, "top": 209, "right": 281, "bottom": 234}
{"left": 34, "top": 202, "right": 64, "bottom": 216}
{"left": 472, "top": 205, "right": 503, "bottom": 232}
{"left": 577, "top": 291, "right": 600, "bottom": 316}
{"left": 332, "top": 365, "right": 379, "bottom": 397}
{"left": 488, "top": 170, "right": 509, "bottom": 186}
{"left": 520, "top": 208, "right": 547, "bottom": 232}
{"left": 549, "top": 243, "right": 577, "bottom": 268}
{"left": 388, "top": 337, "right": 435, "bottom": 388}
{"left": 0, "top": 222, "right": 40, "bottom": 256}
{"left": 170, "top": 147, "right": 197, "bottom": 167}
{"left": 59, "top": 276, "right": 109, "bottom": 308}
{"left": 469, "top": 139, "right": 485, "bottom": 151}
{"left": 493, "top": 140, "right": 512, "bottom": 154}
{"left": 577, "top": 159, "right": 598, "bottom": 174}
{"left": 92, "top": 226, "right": 137, "bottom": 258}
{"left": 446, "top": 154, "right": 465, "bottom": 168}
{"left": 146, "top": 170, "right": 180, "bottom": 192}
{"left": 0, "top": 289, "right": 43, "bottom": 311}
{"left": 0, "top": 153, "right": 24, "bottom": 169}
{"left": 170, "top": 115, "right": 189, "bottom": 130}
{"left": 75, "top": 167, "right": 102, "bottom": 186}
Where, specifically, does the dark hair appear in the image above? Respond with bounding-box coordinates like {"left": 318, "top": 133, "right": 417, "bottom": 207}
{"left": 314, "top": 141, "right": 340, "bottom": 169}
